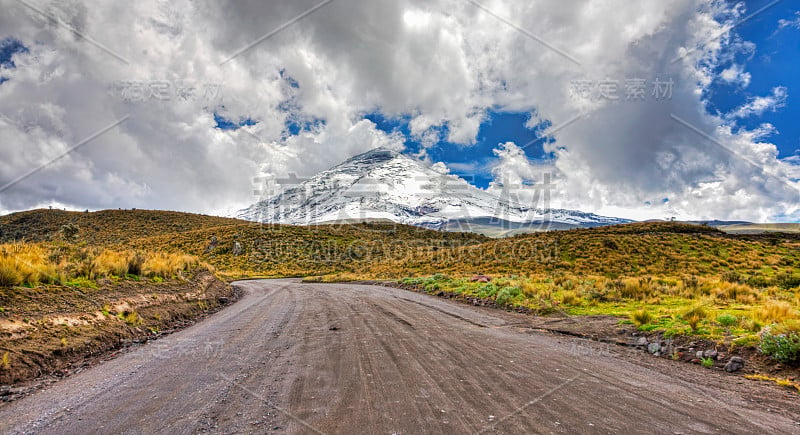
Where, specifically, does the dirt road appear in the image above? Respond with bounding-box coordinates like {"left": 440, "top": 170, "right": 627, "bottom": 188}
{"left": 1, "top": 279, "right": 798, "bottom": 434}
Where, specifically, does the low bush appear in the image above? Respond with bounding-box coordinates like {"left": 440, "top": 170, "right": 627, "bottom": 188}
{"left": 716, "top": 314, "right": 738, "bottom": 328}
{"left": 760, "top": 322, "right": 800, "bottom": 365}
{"left": 496, "top": 286, "right": 521, "bottom": 306}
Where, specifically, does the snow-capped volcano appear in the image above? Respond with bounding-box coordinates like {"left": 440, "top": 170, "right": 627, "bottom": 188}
{"left": 237, "top": 148, "right": 631, "bottom": 233}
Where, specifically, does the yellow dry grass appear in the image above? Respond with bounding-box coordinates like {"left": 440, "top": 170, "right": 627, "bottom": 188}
{"left": 0, "top": 243, "right": 201, "bottom": 286}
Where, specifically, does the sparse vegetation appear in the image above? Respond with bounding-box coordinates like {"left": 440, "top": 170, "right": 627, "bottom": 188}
{"left": 745, "top": 374, "right": 800, "bottom": 393}
{"left": 119, "top": 311, "right": 142, "bottom": 326}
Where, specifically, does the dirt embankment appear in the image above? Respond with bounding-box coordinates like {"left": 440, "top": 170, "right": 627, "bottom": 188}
{"left": 0, "top": 269, "right": 238, "bottom": 393}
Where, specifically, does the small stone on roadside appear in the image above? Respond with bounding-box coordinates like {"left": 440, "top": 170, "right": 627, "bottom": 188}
{"left": 724, "top": 356, "right": 745, "bottom": 372}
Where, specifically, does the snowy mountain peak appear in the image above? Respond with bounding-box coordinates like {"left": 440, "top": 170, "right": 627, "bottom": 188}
{"left": 342, "top": 147, "right": 401, "bottom": 164}
{"left": 237, "top": 147, "right": 631, "bottom": 234}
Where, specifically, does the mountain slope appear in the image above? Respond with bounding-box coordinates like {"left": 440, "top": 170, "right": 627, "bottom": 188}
{"left": 238, "top": 148, "right": 631, "bottom": 231}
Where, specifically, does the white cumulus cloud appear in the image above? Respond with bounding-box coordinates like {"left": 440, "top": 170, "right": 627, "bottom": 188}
{"left": 0, "top": 0, "right": 797, "bottom": 222}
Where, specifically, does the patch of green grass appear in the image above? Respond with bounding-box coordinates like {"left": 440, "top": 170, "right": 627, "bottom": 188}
{"left": 717, "top": 313, "right": 738, "bottom": 328}
{"left": 65, "top": 277, "right": 98, "bottom": 289}
{"left": 496, "top": 286, "right": 522, "bottom": 306}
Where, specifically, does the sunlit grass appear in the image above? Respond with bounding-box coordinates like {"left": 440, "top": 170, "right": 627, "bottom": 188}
{"left": 0, "top": 243, "right": 201, "bottom": 287}
{"left": 397, "top": 271, "right": 800, "bottom": 345}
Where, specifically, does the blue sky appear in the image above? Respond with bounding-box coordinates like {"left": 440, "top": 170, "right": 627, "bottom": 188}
{"left": 0, "top": 37, "right": 28, "bottom": 84}
{"left": 704, "top": 1, "right": 800, "bottom": 159}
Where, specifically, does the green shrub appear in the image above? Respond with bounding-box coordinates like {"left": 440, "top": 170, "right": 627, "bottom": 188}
{"left": 774, "top": 272, "right": 800, "bottom": 289}
{"left": 401, "top": 277, "right": 423, "bottom": 285}
{"left": 716, "top": 314, "right": 737, "bottom": 328}
{"left": 760, "top": 323, "right": 800, "bottom": 365}
{"left": 476, "top": 282, "right": 498, "bottom": 298}
{"left": 496, "top": 286, "right": 521, "bottom": 306}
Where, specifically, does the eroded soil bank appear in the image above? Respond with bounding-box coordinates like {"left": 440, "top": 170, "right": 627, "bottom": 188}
{"left": 0, "top": 269, "right": 238, "bottom": 397}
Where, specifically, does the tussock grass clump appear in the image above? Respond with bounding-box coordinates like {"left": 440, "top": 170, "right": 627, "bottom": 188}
{"left": 143, "top": 253, "right": 198, "bottom": 278}
{"left": 560, "top": 291, "right": 582, "bottom": 306}
{"left": 682, "top": 305, "right": 708, "bottom": 332}
{"left": 631, "top": 309, "right": 654, "bottom": 327}
{"left": 0, "top": 244, "right": 58, "bottom": 286}
{"left": 93, "top": 250, "right": 130, "bottom": 277}
{"left": 0, "top": 257, "right": 23, "bottom": 287}
{"left": 757, "top": 300, "right": 798, "bottom": 324}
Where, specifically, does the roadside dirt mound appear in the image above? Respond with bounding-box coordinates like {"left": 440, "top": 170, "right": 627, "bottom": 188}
{"left": 0, "top": 269, "right": 238, "bottom": 392}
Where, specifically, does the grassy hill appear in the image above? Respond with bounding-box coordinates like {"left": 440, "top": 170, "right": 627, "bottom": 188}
{"left": 0, "top": 209, "right": 242, "bottom": 245}
{"left": 2, "top": 209, "right": 799, "bottom": 364}
{"left": 1, "top": 209, "right": 798, "bottom": 281}
{"left": 0, "top": 209, "right": 489, "bottom": 279}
